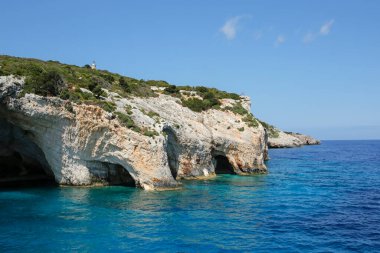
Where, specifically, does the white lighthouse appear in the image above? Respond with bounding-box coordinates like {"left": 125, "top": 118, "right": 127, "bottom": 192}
{"left": 91, "top": 61, "right": 96, "bottom": 70}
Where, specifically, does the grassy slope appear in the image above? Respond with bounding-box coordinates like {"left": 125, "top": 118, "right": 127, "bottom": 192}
{"left": 0, "top": 55, "right": 279, "bottom": 136}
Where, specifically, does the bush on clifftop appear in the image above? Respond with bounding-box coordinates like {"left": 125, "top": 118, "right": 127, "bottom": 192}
{"left": 24, "top": 69, "right": 65, "bottom": 97}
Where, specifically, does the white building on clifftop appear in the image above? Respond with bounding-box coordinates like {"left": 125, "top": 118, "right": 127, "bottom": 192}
{"left": 91, "top": 61, "right": 96, "bottom": 70}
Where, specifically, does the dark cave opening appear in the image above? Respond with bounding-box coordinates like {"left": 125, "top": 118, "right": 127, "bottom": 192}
{"left": 104, "top": 163, "right": 136, "bottom": 187}
{"left": 214, "top": 155, "right": 235, "bottom": 174}
{"left": 0, "top": 151, "right": 56, "bottom": 188}
{"left": 0, "top": 118, "right": 56, "bottom": 188}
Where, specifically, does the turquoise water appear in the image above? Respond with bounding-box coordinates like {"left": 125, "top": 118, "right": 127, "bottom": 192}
{"left": 0, "top": 141, "right": 379, "bottom": 252}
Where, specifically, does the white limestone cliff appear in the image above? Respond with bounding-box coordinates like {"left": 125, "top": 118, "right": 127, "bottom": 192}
{"left": 268, "top": 130, "right": 320, "bottom": 148}
{"left": 0, "top": 76, "right": 267, "bottom": 190}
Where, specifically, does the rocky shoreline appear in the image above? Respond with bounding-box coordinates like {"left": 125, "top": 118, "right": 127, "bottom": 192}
{"left": 0, "top": 74, "right": 319, "bottom": 190}
{"left": 268, "top": 131, "right": 320, "bottom": 148}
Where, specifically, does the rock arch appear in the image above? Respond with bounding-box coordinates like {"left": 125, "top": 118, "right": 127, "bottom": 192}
{"left": 84, "top": 160, "right": 136, "bottom": 187}
{"left": 212, "top": 150, "right": 235, "bottom": 175}
{"left": 0, "top": 118, "right": 56, "bottom": 187}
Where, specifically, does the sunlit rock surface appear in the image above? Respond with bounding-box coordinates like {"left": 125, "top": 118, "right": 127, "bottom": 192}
{"left": 0, "top": 76, "right": 267, "bottom": 189}
{"left": 268, "top": 130, "right": 320, "bottom": 148}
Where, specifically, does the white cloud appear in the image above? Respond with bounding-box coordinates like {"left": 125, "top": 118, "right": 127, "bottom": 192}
{"left": 320, "top": 19, "right": 335, "bottom": 35}
{"left": 303, "top": 32, "right": 317, "bottom": 43}
{"left": 220, "top": 16, "right": 243, "bottom": 40}
{"left": 303, "top": 19, "right": 335, "bottom": 43}
{"left": 275, "top": 35, "right": 285, "bottom": 46}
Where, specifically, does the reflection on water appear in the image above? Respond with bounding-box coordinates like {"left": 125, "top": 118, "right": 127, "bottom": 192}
{"left": 0, "top": 141, "right": 380, "bottom": 252}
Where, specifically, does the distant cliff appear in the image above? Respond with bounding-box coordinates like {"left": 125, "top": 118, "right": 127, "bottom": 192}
{"left": 0, "top": 55, "right": 318, "bottom": 190}
{"left": 268, "top": 130, "right": 320, "bottom": 148}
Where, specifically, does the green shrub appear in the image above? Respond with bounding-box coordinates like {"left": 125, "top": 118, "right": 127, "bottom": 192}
{"left": 242, "top": 114, "right": 259, "bottom": 128}
{"left": 258, "top": 120, "right": 280, "bottom": 138}
{"left": 181, "top": 86, "right": 240, "bottom": 100}
{"left": 164, "top": 85, "right": 179, "bottom": 94}
{"left": 124, "top": 104, "right": 133, "bottom": 115}
{"left": 114, "top": 111, "right": 140, "bottom": 132}
{"left": 181, "top": 98, "right": 204, "bottom": 112}
{"left": 224, "top": 102, "right": 248, "bottom": 115}
{"left": 88, "top": 77, "right": 108, "bottom": 98}
{"left": 119, "top": 77, "right": 131, "bottom": 93}
{"left": 61, "top": 88, "right": 95, "bottom": 102}
{"left": 142, "top": 128, "right": 159, "bottom": 137}
{"left": 146, "top": 110, "right": 159, "bottom": 118}
{"left": 146, "top": 80, "right": 170, "bottom": 87}
{"left": 181, "top": 95, "right": 221, "bottom": 112}
{"left": 93, "top": 85, "right": 104, "bottom": 98}
{"left": 24, "top": 69, "right": 65, "bottom": 97}
{"left": 98, "top": 101, "right": 116, "bottom": 112}
{"left": 0, "top": 55, "right": 160, "bottom": 99}
{"left": 0, "top": 55, "right": 243, "bottom": 104}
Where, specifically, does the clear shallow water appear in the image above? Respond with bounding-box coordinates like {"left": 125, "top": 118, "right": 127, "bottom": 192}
{"left": 0, "top": 141, "right": 380, "bottom": 252}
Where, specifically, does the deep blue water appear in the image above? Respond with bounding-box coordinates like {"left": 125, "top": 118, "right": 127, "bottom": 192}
{"left": 0, "top": 141, "right": 380, "bottom": 252}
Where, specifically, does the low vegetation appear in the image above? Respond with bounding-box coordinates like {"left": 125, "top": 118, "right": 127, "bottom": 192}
{"left": 0, "top": 55, "right": 268, "bottom": 136}
{"left": 175, "top": 85, "right": 242, "bottom": 112}
{"left": 114, "top": 111, "right": 139, "bottom": 131}
{"left": 0, "top": 55, "right": 157, "bottom": 100}
{"left": 223, "top": 102, "right": 259, "bottom": 128}
{"left": 180, "top": 97, "right": 220, "bottom": 112}
{"left": 141, "top": 128, "right": 159, "bottom": 137}
{"left": 1, "top": 55, "right": 240, "bottom": 109}
{"left": 223, "top": 102, "right": 247, "bottom": 115}
{"left": 114, "top": 111, "right": 159, "bottom": 137}
{"left": 242, "top": 114, "right": 259, "bottom": 128}
{"left": 258, "top": 120, "right": 280, "bottom": 138}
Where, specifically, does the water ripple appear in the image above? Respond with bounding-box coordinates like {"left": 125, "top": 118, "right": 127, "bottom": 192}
{"left": 0, "top": 140, "right": 379, "bottom": 252}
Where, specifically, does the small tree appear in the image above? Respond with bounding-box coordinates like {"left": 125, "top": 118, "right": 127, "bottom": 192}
{"left": 88, "top": 81, "right": 104, "bottom": 98}
{"left": 27, "top": 69, "right": 65, "bottom": 97}
{"left": 92, "top": 85, "right": 104, "bottom": 98}
{"left": 119, "top": 77, "right": 131, "bottom": 92}
{"left": 165, "top": 85, "right": 178, "bottom": 94}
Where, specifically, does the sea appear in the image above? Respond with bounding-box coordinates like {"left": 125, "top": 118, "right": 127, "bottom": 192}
{"left": 0, "top": 140, "right": 379, "bottom": 252}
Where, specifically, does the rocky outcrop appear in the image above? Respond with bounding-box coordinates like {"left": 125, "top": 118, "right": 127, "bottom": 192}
{"left": 268, "top": 130, "right": 320, "bottom": 148}
{"left": 0, "top": 76, "right": 267, "bottom": 190}
{"left": 288, "top": 132, "right": 320, "bottom": 146}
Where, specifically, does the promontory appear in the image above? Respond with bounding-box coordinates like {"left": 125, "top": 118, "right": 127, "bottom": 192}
{"left": 0, "top": 55, "right": 319, "bottom": 190}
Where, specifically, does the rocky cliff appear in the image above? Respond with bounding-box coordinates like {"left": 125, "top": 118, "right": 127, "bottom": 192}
{"left": 0, "top": 75, "right": 267, "bottom": 190}
{"left": 268, "top": 130, "right": 320, "bottom": 148}
{"left": 0, "top": 55, "right": 319, "bottom": 190}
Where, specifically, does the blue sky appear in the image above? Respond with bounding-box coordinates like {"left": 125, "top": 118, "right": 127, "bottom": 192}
{"left": 1, "top": 0, "right": 380, "bottom": 139}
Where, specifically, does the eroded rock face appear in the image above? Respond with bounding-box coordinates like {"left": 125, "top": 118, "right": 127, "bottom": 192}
{"left": 112, "top": 94, "right": 267, "bottom": 179}
{"left": 268, "top": 130, "right": 320, "bottom": 148}
{"left": 288, "top": 132, "right": 320, "bottom": 146}
{"left": 0, "top": 76, "right": 268, "bottom": 190}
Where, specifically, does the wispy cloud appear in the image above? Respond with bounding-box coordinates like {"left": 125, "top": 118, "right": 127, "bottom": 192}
{"left": 303, "top": 32, "right": 317, "bottom": 43}
{"left": 275, "top": 35, "right": 285, "bottom": 46}
{"left": 320, "top": 19, "right": 335, "bottom": 35}
{"left": 303, "top": 19, "right": 335, "bottom": 43}
{"left": 220, "top": 16, "right": 246, "bottom": 40}
{"left": 253, "top": 31, "right": 262, "bottom": 41}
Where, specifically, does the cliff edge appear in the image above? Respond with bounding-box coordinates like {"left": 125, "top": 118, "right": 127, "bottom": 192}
{"left": 0, "top": 75, "right": 266, "bottom": 190}
{"left": 0, "top": 55, "right": 318, "bottom": 190}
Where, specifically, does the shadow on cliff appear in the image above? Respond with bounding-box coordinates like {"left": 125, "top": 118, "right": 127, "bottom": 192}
{"left": 163, "top": 126, "right": 180, "bottom": 179}
{"left": 0, "top": 118, "right": 56, "bottom": 188}
{"left": 213, "top": 155, "right": 235, "bottom": 174}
